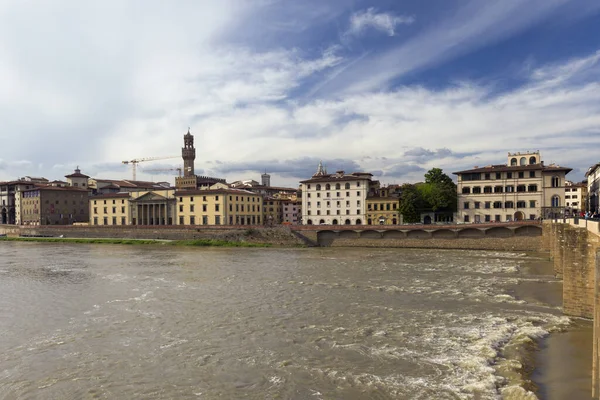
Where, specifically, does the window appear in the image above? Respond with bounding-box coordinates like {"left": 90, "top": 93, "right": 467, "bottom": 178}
{"left": 121, "top": 217, "right": 126, "bottom": 225}
{"left": 103, "top": 217, "right": 108, "bottom": 225}
{"left": 485, "top": 173, "right": 490, "bottom": 180}
{"left": 94, "top": 217, "right": 98, "bottom": 225}
{"left": 483, "top": 186, "right": 492, "bottom": 193}
{"left": 462, "top": 187, "right": 471, "bottom": 194}
{"left": 517, "top": 185, "right": 526, "bottom": 192}
{"left": 93, "top": 207, "right": 97, "bottom": 214}
{"left": 190, "top": 205, "right": 195, "bottom": 212}
{"left": 472, "top": 187, "right": 481, "bottom": 194}
{"left": 357, "top": 182, "right": 360, "bottom": 187}
{"left": 529, "top": 214, "right": 536, "bottom": 220}
{"left": 529, "top": 171, "right": 535, "bottom": 178}
{"left": 317, "top": 210, "right": 321, "bottom": 215}
{"left": 121, "top": 207, "right": 125, "bottom": 213}
{"left": 346, "top": 192, "right": 350, "bottom": 197}
{"left": 356, "top": 191, "right": 360, "bottom": 196}
{"left": 529, "top": 200, "right": 536, "bottom": 208}
{"left": 190, "top": 216, "right": 195, "bottom": 225}
{"left": 551, "top": 176, "right": 560, "bottom": 187}
{"left": 326, "top": 210, "right": 330, "bottom": 215}
{"left": 112, "top": 217, "right": 117, "bottom": 225}
{"left": 179, "top": 216, "right": 184, "bottom": 225}
{"left": 495, "top": 215, "right": 501, "bottom": 222}
{"left": 356, "top": 200, "right": 361, "bottom": 206}
{"left": 461, "top": 173, "right": 481, "bottom": 181}
{"left": 346, "top": 200, "right": 350, "bottom": 207}
{"left": 510, "top": 158, "right": 517, "bottom": 166}
{"left": 505, "top": 185, "right": 514, "bottom": 193}
{"left": 464, "top": 202, "right": 470, "bottom": 209}
{"left": 518, "top": 172, "right": 524, "bottom": 179}
{"left": 215, "top": 196, "right": 219, "bottom": 201}
{"left": 112, "top": 207, "right": 116, "bottom": 213}
{"left": 202, "top": 215, "right": 208, "bottom": 224}
{"left": 317, "top": 193, "right": 321, "bottom": 198}
{"left": 507, "top": 172, "right": 512, "bottom": 179}
{"left": 505, "top": 201, "right": 514, "bottom": 208}
{"left": 179, "top": 205, "right": 183, "bottom": 212}
{"left": 179, "top": 197, "right": 183, "bottom": 202}
{"left": 493, "top": 201, "right": 502, "bottom": 209}
{"left": 495, "top": 172, "right": 501, "bottom": 179}
{"left": 528, "top": 184, "right": 537, "bottom": 192}
{"left": 464, "top": 215, "right": 470, "bottom": 223}
{"left": 307, "top": 184, "right": 311, "bottom": 189}
{"left": 215, "top": 204, "right": 220, "bottom": 211}
{"left": 326, "top": 192, "right": 330, "bottom": 198}
{"left": 474, "top": 202, "right": 480, "bottom": 209}
{"left": 316, "top": 184, "right": 321, "bottom": 190}
{"left": 326, "top": 184, "right": 331, "bottom": 190}
{"left": 494, "top": 186, "right": 503, "bottom": 193}
{"left": 317, "top": 201, "right": 321, "bottom": 207}
{"left": 103, "top": 207, "right": 107, "bottom": 213}
{"left": 203, "top": 196, "right": 207, "bottom": 201}
{"left": 517, "top": 201, "right": 526, "bottom": 208}
{"left": 529, "top": 156, "right": 536, "bottom": 165}
{"left": 551, "top": 196, "right": 560, "bottom": 207}
{"left": 485, "top": 202, "right": 491, "bottom": 209}
{"left": 346, "top": 210, "right": 350, "bottom": 215}
{"left": 202, "top": 204, "right": 207, "bottom": 212}
{"left": 345, "top": 183, "right": 350, "bottom": 189}
{"left": 215, "top": 215, "right": 221, "bottom": 225}
{"left": 335, "top": 183, "right": 340, "bottom": 190}
{"left": 485, "top": 215, "right": 491, "bottom": 222}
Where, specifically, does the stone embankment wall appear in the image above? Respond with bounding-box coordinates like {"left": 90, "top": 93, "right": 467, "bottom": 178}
{"left": 543, "top": 219, "right": 600, "bottom": 398}
{"left": 0, "top": 225, "right": 306, "bottom": 247}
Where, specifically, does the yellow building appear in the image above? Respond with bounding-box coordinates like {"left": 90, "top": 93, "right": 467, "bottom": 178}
{"left": 175, "top": 189, "right": 263, "bottom": 225}
{"left": 90, "top": 189, "right": 176, "bottom": 225}
{"left": 263, "top": 197, "right": 283, "bottom": 225}
{"left": 366, "top": 186, "right": 401, "bottom": 225}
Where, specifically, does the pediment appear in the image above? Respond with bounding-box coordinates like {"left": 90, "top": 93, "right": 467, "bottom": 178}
{"left": 133, "top": 192, "right": 169, "bottom": 202}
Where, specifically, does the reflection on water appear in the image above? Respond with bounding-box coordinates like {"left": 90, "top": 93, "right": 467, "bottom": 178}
{"left": 0, "top": 242, "right": 589, "bottom": 399}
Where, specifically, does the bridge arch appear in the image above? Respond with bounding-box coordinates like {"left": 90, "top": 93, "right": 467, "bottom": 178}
{"left": 360, "top": 230, "right": 382, "bottom": 239}
{"left": 485, "top": 227, "right": 513, "bottom": 238}
{"left": 339, "top": 230, "right": 358, "bottom": 239}
{"left": 514, "top": 225, "right": 542, "bottom": 236}
{"left": 382, "top": 230, "right": 405, "bottom": 239}
{"left": 431, "top": 229, "right": 456, "bottom": 239}
{"left": 406, "top": 230, "right": 430, "bottom": 239}
{"left": 457, "top": 228, "right": 485, "bottom": 238}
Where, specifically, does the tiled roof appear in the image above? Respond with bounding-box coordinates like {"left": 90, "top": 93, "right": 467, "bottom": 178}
{"left": 174, "top": 188, "right": 261, "bottom": 196}
{"left": 300, "top": 173, "right": 373, "bottom": 184}
{"left": 91, "top": 193, "right": 131, "bottom": 199}
{"left": 65, "top": 172, "right": 90, "bottom": 178}
{"left": 22, "top": 186, "right": 88, "bottom": 192}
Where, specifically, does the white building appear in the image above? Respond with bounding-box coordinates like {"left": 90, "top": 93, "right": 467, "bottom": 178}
{"left": 453, "top": 151, "right": 571, "bottom": 222}
{"left": 564, "top": 180, "right": 587, "bottom": 216}
{"left": 300, "top": 162, "right": 374, "bottom": 225}
{"left": 585, "top": 162, "right": 600, "bottom": 213}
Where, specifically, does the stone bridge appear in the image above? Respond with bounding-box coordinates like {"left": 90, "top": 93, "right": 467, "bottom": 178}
{"left": 291, "top": 221, "right": 542, "bottom": 246}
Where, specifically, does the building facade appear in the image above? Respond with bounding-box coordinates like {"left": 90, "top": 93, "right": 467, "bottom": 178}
{"left": 564, "top": 181, "right": 587, "bottom": 216}
{"left": 366, "top": 186, "right": 401, "bottom": 225}
{"left": 585, "top": 162, "right": 600, "bottom": 214}
{"left": 90, "top": 190, "right": 176, "bottom": 226}
{"left": 300, "top": 162, "right": 373, "bottom": 225}
{"left": 453, "top": 151, "right": 571, "bottom": 223}
{"left": 20, "top": 186, "right": 89, "bottom": 225}
{"left": 281, "top": 199, "right": 301, "bottom": 224}
{"left": 175, "top": 189, "right": 263, "bottom": 226}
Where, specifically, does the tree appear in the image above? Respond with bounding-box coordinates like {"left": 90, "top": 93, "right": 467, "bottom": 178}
{"left": 422, "top": 168, "right": 457, "bottom": 212}
{"left": 424, "top": 168, "right": 454, "bottom": 186}
{"left": 398, "top": 184, "right": 423, "bottom": 223}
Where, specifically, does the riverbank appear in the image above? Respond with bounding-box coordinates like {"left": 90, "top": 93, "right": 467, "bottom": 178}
{"left": 0, "top": 236, "right": 273, "bottom": 247}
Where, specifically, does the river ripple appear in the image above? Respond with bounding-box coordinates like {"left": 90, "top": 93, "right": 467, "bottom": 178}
{"left": 0, "top": 242, "right": 567, "bottom": 399}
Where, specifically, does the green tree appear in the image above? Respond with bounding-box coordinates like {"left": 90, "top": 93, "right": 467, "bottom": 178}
{"left": 422, "top": 168, "right": 457, "bottom": 212}
{"left": 398, "top": 184, "right": 423, "bottom": 223}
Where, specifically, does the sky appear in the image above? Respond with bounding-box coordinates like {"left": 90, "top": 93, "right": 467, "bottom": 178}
{"left": 1, "top": 0, "right": 599, "bottom": 188}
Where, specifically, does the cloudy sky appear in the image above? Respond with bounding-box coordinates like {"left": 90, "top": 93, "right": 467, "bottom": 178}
{"left": 1, "top": 0, "right": 599, "bottom": 187}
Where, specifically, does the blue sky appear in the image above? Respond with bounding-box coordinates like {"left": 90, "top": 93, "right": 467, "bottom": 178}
{"left": 0, "top": 0, "right": 599, "bottom": 186}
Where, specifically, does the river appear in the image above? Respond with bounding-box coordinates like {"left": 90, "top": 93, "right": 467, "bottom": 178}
{"left": 0, "top": 242, "right": 591, "bottom": 399}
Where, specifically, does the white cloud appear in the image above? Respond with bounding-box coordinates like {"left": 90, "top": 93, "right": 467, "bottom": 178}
{"left": 345, "top": 8, "right": 415, "bottom": 37}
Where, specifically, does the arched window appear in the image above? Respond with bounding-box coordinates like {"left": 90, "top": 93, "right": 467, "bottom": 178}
{"left": 345, "top": 183, "right": 350, "bottom": 189}
{"left": 316, "top": 184, "right": 321, "bottom": 190}
{"left": 367, "top": 218, "right": 372, "bottom": 225}
{"left": 355, "top": 219, "right": 362, "bottom": 225}
{"left": 392, "top": 218, "right": 397, "bottom": 224}
{"left": 344, "top": 219, "right": 351, "bottom": 225}
{"left": 325, "top": 184, "right": 331, "bottom": 190}
{"left": 520, "top": 157, "right": 526, "bottom": 166}
{"left": 319, "top": 219, "right": 325, "bottom": 224}
{"left": 510, "top": 158, "right": 517, "bottom": 166}
{"left": 307, "top": 219, "right": 313, "bottom": 225}
{"left": 551, "top": 196, "right": 560, "bottom": 207}
{"left": 332, "top": 219, "right": 338, "bottom": 225}
{"left": 335, "top": 183, "right": 340, "bottom": 190}
{"left": 551, "top": 176, "right": 560, "bottom": 188}
{"left": 529, "top": 156, "right": 536, "bottom": 165}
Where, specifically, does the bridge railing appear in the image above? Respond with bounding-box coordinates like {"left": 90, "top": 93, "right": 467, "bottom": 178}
{"left": 550, "top": 217, "right": 600, "bottom": 237}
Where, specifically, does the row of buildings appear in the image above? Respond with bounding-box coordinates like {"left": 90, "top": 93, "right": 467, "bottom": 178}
{"left": 1, "top": 135, "right": 598, "bottom": 227}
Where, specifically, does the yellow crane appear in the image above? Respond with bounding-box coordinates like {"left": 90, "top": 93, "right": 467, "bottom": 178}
{"left": 122, "top": 156, "right": 179, "bottom": 180}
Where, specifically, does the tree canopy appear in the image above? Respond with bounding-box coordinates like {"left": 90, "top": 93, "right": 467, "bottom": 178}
{"left": 398, "top": 168, "right": 457, "bottom": 221}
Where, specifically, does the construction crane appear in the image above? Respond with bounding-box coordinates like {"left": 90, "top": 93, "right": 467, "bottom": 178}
{"left": 122, "top": 156, "right": 179, "bottom": 180}
{"left": 143, "top": 167, "right": 183, "bottom": 177}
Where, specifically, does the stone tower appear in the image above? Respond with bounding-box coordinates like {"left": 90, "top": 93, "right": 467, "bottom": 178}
{"left": 261, "top": 172, "right": 271, "bottom": 187}
{"left": 182, "top": 128, "right": 196, "bottom": 177}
